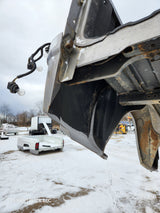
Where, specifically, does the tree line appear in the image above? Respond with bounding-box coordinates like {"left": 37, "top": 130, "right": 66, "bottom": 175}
{"left": 0, "top": 101, "right": 44, "bottom": 127}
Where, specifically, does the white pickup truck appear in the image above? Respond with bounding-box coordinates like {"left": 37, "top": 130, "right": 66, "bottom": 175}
{"left": 17, "top": 122, "right": 64, "bottom": 154}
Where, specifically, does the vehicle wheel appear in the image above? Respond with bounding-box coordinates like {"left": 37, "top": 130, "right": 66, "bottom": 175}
{"left": 14, "top": 133, "right": 17, "bottom": 135}
{"left": 60, "top": 147, "right": 63, "bottom": 152}
{"left": 30, "top": 149, "right": 39, "bottom": 155}
{"left": 17, "top": 145, "right": 24, "bottom": 151}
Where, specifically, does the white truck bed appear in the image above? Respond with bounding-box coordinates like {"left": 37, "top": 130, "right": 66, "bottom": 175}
{"left": 17, "top": 123, "right": 64, "bottom": 154}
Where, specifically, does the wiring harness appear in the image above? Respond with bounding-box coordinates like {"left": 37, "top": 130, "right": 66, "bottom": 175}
{"left": 7, "top": 43, "right": 50, "bottom": 94}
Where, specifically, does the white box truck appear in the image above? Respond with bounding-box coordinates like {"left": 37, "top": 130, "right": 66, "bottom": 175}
{"left": 29, "top": 116, "right": 52, "bottom": 135}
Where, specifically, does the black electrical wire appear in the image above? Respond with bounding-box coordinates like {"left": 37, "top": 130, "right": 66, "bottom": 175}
{"left": 7, "top": 42, "right": 51, "bottom": 94}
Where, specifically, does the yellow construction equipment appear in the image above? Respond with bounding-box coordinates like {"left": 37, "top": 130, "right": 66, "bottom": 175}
{"left": 114, "top": 123, "right": 127, "bottom": 134}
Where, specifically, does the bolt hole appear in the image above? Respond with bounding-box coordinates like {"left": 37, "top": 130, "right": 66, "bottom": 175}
{"left": 123, "top": 46, "right": 133, "bottom": 54}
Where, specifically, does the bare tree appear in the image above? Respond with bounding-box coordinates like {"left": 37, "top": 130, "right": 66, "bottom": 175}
{"left": 0, "top": 104, "right": 11, "bottom": 123}
{"left": 35, "top": 101, "right": 44, "bottom": 115}
{"left": 15, "top": 109, "right": 37, "bottom": 126}
{"left": 16, "top": 111, "right": 30, "bottom": 126}
{"left": 7, "top": 113, "right": 16, "bottom": 123}
{"left": 28, "top": 109, "right": 36, "bottom": 118}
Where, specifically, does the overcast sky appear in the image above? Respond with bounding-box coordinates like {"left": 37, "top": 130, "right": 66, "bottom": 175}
{"left": 0, "top": 0, "right": 159, "bottom": 114}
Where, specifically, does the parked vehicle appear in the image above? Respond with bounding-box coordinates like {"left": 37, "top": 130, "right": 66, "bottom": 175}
{"left": 114, "top": 123, "right": 128, "bottom": 134}
{"left": 17, "top": 122, "right": 64, "bottom": 154}
{"left": 0, "top": 131, "right": 9, "bottom": 140}
{"left": 29, "top": 115, "right": 52, "bottom": 135}
{"left": 1, "top": 123, "right": 18, "bottom": 135}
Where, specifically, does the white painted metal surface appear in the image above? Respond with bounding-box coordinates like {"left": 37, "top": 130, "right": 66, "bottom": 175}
{"left": 17, "top": 122, "right": 64, "bottom": 154}
{"left": 77, "top": 12, "right": 160, "bottom": 67}
{"left": 43, "top": 33, "right": 63, "bottom": 113}
{"left": 30, "top": 116, "right": 52, "bottom": 131}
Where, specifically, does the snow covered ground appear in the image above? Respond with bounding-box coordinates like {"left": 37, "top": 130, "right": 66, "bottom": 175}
{"left": 0, "top": 132, "right": 160, "bottom": 213}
